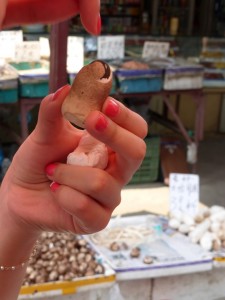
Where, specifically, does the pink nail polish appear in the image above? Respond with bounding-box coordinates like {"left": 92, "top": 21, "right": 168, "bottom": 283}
{"left": 96, "top": 15, "right": 101, "bottom": 35}
{"left": 52, "top": 85, "right": 70, "bottom": 101}
{"left": 50, "top": 182, "right": 60, "bottom": 192}
{"left": 45, "top": 163, "right": 57, "bottom": 176}
{"left": 105, "top": 99, "right": 119, "bottom": 117}
{"left": 95, "top": 114, "right": 108, "bottom": 132}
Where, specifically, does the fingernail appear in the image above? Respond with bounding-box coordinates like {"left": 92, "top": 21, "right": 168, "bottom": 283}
{"left": 45, "top": 163, "right": 57, "bottom": 176}
{"left": 52, "top": 85, "right": 70, "bottom": 101}
{"left": 50, "top": 181, "right": 60, "bottom": 192}
{"left": 105, "top": 99, "right": 120, "bottom": 117}
{"left": 96, "top": 14, "right": 101, "bottom": 35}
{"left": 95, "top": 113, "right": 108, "bottom": 132}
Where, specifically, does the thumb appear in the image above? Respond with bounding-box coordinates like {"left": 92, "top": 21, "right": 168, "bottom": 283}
{"left": 34, "top": 85, "right": 71, "bottom": 143}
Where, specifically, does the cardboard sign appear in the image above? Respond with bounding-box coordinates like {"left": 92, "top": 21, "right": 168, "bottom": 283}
{"left": 15, "top": 41, "right": 41, "bottom": 62}
{"left": 0, "top": 30, "right": 23, "bottom": 60}
{"left": 97, "top": 35, "right": 125, "bottom": 60}
{"left": 142, "top": 41, "right": 170, "bottom": 59}
{"left": 67, "top": 36, "right": 84, "bottom": 73}
{"left": 169, "top": 173, "right": 200, "bottom": 216}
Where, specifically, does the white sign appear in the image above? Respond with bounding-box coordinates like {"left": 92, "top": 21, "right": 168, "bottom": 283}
{"left": 97, "top": 35, "right": 125, "bottom": 60}
{"left": 0, "top": 30, "right": 23, "bottom": 60}
{"left": 142, "top": 41, "right": 170, "bottom": 59}
{"left": 14, "top": 41, "right": 41, "bottom": 62}
{"left": 169, "top": 173, "right": 200, "bottom": 216}
{"left": 67, "top": 36, "right": 84, "bottom": 73}
{"left": 39, "top": 37, "right": 50, "bottom": 58}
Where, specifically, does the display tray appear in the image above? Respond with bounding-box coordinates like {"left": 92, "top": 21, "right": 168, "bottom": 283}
{"left": 0, "top": 63, "right": 19, "bottom": 103}
{"left": 10, "top": 61, "right": 49, "bottom": 98}
{"left": 163, "top": 66, "right": 204, "bottom": 91}
{"left": 114, "top": 68, "right": 163, "bottom": 94}
{"left": 86, "top": 215, "right": 213, "bottom": 281}
{"left": 203, "top": 69, "right": 225, "bottom": 88}
{"left": 0, "top": 88, "right": 18, "bottom": 103}
{"left": 19, "top": 263, "right": 115, "bottom": 299}
{"left": 18, "top": 232, "right": 116, "bottom": 299}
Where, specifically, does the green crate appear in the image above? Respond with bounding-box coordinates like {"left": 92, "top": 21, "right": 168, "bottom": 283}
{"left": 0, "top": 88, "right": 18, "bottom": 103}
{"left": 128, "top": 136, "right": 160, "bottom": 185}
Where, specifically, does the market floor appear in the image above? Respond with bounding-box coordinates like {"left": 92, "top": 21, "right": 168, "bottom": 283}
{"left": 120, "top": 134, "right": 225, "bottom": 213}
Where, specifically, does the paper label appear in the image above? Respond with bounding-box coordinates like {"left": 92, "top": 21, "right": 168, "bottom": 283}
{"left": 142, "top": 41, "right": 170, "bottom": 59}
{"left": 15, "top": 41, "right": 41, "bottom": 62}
{"left": 169, "top": 173, "right": 199, "bottom": 216}
{"left": 67, "top": 36, "right": 84, "bottom": 73}
{"left": 97, "top": 35, "right": 125, "bottom": 60}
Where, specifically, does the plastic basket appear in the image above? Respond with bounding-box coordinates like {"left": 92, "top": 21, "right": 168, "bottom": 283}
{"left": 128, "top": 136, "right": 160, "bottom": 185}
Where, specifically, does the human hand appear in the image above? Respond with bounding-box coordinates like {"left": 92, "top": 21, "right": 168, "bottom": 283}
{"left": 1, "top": 0, "right": 101, "bottom": 35}
{"left": 0, "top": 85, "right": 147, "bottom": 239}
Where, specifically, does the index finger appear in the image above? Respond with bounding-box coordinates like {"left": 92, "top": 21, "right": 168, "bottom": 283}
{"left": 79, "top": 0, "right": 100, "bottom": 35}
{"left": 102, "top": 97, "right": 148, "bottom": 139}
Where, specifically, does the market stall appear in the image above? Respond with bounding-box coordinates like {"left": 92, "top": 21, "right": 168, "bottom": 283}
{"left": 17, "top": 186, "right": 225, "bottom": 300}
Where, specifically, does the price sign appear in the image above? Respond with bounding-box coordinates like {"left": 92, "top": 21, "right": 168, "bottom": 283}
{"left": 97, "top": 35, "right": 125, "bottom": 60}
{"left": 142, "top": 41, "right": 170, "bottom": 59}
{"left": 169, "top": 173, "right": 200, "bottom": 216}
{"left": 39, "top": 37, "right": 50, "bottom": 58}
{"left": 67, "top": 36, "right": 84, "bottom": 73}
{"left": 15, "top": 41, "right": 41, "bottom": 62}
{"left": 0, "top": 30, "right": 23, "bottom": 59}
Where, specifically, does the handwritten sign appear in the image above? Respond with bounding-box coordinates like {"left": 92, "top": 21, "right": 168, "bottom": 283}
{"left": 14, "top": 41, "right": 41, "bottom": 62}
{"left": 0, "top": 30, "right": 23, "bottom": 60}
{"left": 97, "top": 35, "right": 125, "bottom": 60}
{"left": 67, "top": 36, "right": 84, "bottom": 73}
{"left": 142, "top": 41, "right": 170, "bottom": 59}
{"left": 169, "top": 173, "right": 199, "bottom": 216}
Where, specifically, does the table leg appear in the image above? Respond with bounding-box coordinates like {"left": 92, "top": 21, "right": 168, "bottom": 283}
{"left": 162, "top": 94, "right": 193, "bottom": 145}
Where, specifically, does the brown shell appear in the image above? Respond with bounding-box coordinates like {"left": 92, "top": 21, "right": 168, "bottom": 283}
{"left": 61, "top": 60, "right": 112, "bottom": 128}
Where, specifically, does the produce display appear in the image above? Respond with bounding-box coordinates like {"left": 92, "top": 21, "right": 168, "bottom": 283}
{"left": 23, "top": 232, "right": 105, "bottom": 286}
{"left": 169, "top": 206, "right": 225, "bottom": 252}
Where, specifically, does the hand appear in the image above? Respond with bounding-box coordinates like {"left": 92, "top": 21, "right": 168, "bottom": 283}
{"left": 1, "top": 0, "right": 100, "bottom": 35}
{"left": 0, "top": 85, "right": 147, "bottom": 239}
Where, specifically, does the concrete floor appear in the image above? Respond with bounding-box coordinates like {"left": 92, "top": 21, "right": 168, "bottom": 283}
{"left": 120, "top": 134, "right": 225, "bottom": 214}
{"left": 198, "top": 134, "right": 225, "bottom": 207}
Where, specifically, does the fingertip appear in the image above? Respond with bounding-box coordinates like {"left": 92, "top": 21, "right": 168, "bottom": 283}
{"left": 50, "top": 182, "right": 60, "bottom": 192}
{"left": 79, "top": 0, "right": 100, "bottom": 35}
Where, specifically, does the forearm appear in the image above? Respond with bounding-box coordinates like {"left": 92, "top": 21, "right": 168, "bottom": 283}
{"left": 0, "top": 180, "right": 39, "bottom": 300}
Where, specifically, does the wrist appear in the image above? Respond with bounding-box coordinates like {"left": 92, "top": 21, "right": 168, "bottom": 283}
{"left": 0, "top": 181, "right": 40, "bottom": 267}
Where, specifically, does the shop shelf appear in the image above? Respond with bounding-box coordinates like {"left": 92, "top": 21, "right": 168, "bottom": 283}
{"left": 129, "top": 136, "right": 160, "bottom": 185}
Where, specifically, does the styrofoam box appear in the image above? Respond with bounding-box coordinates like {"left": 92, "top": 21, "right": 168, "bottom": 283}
{"left": 164, "top": 65, "right": 204, "bottom": 90}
